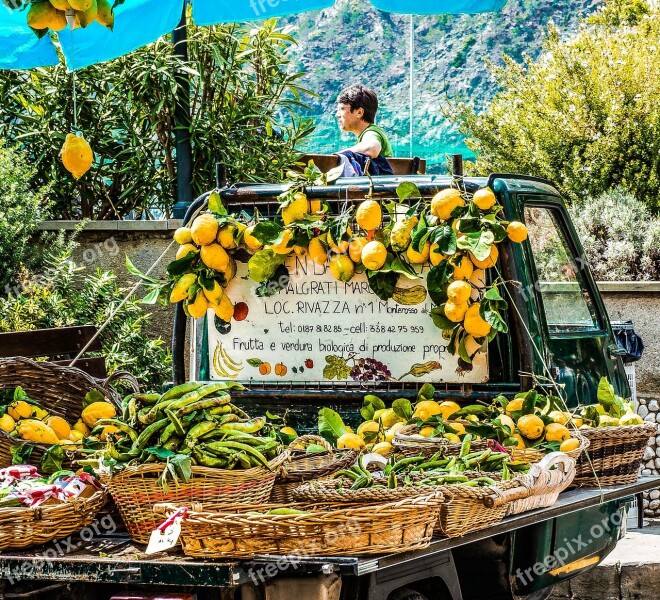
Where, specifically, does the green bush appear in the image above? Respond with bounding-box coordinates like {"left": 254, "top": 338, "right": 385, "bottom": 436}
{"left": 0, "top": 144, "right": 47, "bottom": 291}
{"left": 0, "top": 19, "right": 313, "bottom": 219}
{"left": 0, "top": 236, "right": 171, "bottom": 390}
{"left": 453, "top": 0, "right": 660, "bottom": 212}
{"left": 569, "top": 188, "right": 660, "bottom": 280}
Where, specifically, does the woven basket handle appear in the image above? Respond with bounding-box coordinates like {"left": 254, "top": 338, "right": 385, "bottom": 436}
{"left": 536, "top": 451, "right": 575, "bottom": 474}
{"left": 483, "top": 478, "right": 534, "bottom": 508}
{"left": 97, "top": 371, "right": 140, "bottom": 409}
{"left": 288, "top": 435, "right": 333, "bottom": 454}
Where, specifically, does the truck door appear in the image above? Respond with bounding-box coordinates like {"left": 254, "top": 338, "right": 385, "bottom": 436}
{"left": 519, "top": 197, "right": 629, "bottom": 406}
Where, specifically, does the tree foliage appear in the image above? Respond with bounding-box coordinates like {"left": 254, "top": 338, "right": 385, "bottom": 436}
{"left": 453, "top": 0, "right": 660, "bottom": 211}
{"left": 0, "top": 18, "right": 314, "bottom": 220}
{"left": 0, "top": 143, "right": 47, "bottom": 291}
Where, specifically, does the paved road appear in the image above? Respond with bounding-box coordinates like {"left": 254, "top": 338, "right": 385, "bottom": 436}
{"left": 550, "top": 523, "right": 660, "bottom": 600}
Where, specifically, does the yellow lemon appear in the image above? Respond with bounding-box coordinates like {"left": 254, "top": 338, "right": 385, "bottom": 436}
{"left": 271, "top": 229, "right": 294, "bottom": 255}
{"left": 8, "top": 401, "right": 32, "bottom": 421}
{"left": 68, "top": 0, "right": 92, "bottom": 9}
{"left": 420, "top": 426, "right": 436, "bottom": 438}
{"left": 472, "top": 188, "right": 497, "bottom": 210}
{"left": 328, "top": 255, "right": 355, "bottom": 282}
{"left": 46, "top": 416, "right": 71, "bottom": 440}
{"left": 361, "top": 240, "right": 387, "bottom": 271}
{"left": 73, "top": 419, "right": 91, "bottom": 436}
{"left": 444, "top": 301, "right": 469, "bottom": 323}
{"left": 170, "top": 273, "right": 197, "bottom": 303}
{"left": 560, "top": 438, "right": 581, "bottom": 453}
{"left": 280, "top": 426, "right": 297, "bottom": 437}
{"left": 282, "top": 192, "right": 309, "bottom": 225}
{"left": 463, "top": 303, "right": 491, "bottom": 338}
{"left": 202, "top": 280, "right": 224, "bottom": 305}
{"left": 308, "top": 237, "right": 328, "bottom": 265}
{"left": 377, "top": 408, "right": 403, "bottom": 428}
{"left": 77, "top": 0, "right": 98, "bottom": 27}
{"left": 371, "top": 441, "right": 393, "bottom": 457}
{"left": 413, "top": 400, "right": 442, "bottom": 421}
{"left": 356, "top": 199, "right": 382, "bottom": 231}
{"left": 448, "top": 421, "right": 466, "bottom": 435}
{"left": 452, "top": 255, "right": 474, "bottom": 280}
{"left": 217, "top": 224, "right": 238, "bottom": 249}
{"left": 619, "top": 413, "right": 644, "bottom": 426}
{"left": 327, "top": 228, "right": 351, "bottom": 254}
{"left": 186, "top": 292, "right": 209, "bottom": 319}
{"left": 545, "top": 423, "right": 571, "bottom": 442}
{"left": 470, "top": 245, "right": 499, "bottom": 269}
{"left": 443, "top": 433, "right": 461, "bottom": 444}
{"left": 510, "top": 433, "right": 527, "bottom": 449}
{"left": 175, "top": 243, "right": 199, "bottom": 261}
{"left": 212, "top": 292, "right": 234, "bottom": 322}
{"left": 0, "top": 414, "right": 15, "bottom": 433}
{"left": 548, "top": 410, "right": 569, "bottom": 425}
{"left": 431, "top": 188, "right": 465, "bottom": 220}
{"left": 337, "top": 432, "right": 365, "bottom": 451}
{"left": 173, "top": 227, "right": 192, "bottom": 245}
{"left": 447, "top": 280, "right": 472, "bottom": 304}
{"left": 191, "top": 213, "right": 219, "bottom": 246}
{"left": 61, "top": 133, "right": 93, "bottom": 179}
{"left": 68, "top": 430, "right": 84, "bottom": 442}
{"left": 438, "top": 401, "right": 461, "bottom": 420}
{"left": 95, "top": 0, "right": 114, "bottom": 29}
{"left": 200, "top": 243, "right": 230, "bottom": 271}
{"left": 517, "top": 414, "right": 545, "bottom": 440}
{"left": 243, "top": 225, "right": 263, "bottom": 251}
{"left": 28, "top": 2, "right": 67, "bottom": 30}
{"left": 348, "top": 236, "right": 369, "bottom": 263}
{"left": 357, "top": 420, "right": 380, "bottom": 438}
{"left": 507, "top": 221, "right": 528, "bottom": 243}
{"left": 406, "top": 241, "right": 430, "bottom": 264}
{"left": 429, "top": 243, "right": 445, "bottom": 266}
{"left": 50, "top": 0, "right": 71, "bottom": 9}
{"left": 385, "top": 422, "right": 406, "bottom": 442}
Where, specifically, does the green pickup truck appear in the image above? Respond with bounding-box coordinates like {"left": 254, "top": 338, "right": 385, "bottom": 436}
{"left": 1, "top": 169, "right": 657, "bottom": 600}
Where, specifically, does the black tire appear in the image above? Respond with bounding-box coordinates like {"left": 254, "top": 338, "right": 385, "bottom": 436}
{"left": 387, "top": 588, "right": 428, "bottom": 600}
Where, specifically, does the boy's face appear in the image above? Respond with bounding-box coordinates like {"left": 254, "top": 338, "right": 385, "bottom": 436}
{"left": 336, "top": 103, "right": 364, "bottom": 134}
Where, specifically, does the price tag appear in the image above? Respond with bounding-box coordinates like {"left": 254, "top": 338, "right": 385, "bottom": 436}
{"left": 145, "top": 507, "right": 187, "bottom": 555}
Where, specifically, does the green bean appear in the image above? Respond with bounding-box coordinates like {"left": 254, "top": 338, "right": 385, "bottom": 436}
{"left": 158, "top": 382, "right": 204, "bottom": 404}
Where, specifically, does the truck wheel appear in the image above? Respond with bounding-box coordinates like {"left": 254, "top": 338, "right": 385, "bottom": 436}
{"left": 388, "top": 589, "right": 428, "bottom": 600}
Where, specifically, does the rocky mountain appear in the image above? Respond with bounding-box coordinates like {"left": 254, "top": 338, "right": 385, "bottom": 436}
{"left": 283, "top": 0, "right": 601, "bottom": 171}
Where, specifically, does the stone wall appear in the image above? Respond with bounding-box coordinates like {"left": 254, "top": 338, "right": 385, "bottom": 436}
{"left": 639, "top": 393, "right": 660, "bottom": 518}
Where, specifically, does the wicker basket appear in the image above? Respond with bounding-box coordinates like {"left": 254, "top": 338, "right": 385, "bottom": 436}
{"left": 434, "top": 477, "right": 530, "bottom": 538}
{"left": 270, "top": 435, "right": 357, "bottom": 503}
{"left": 573, "top": 422, "right": 658, "bottom": 487}
{"left": 392, "top": 425, "right": 490, "bottom": 458}
{"left": 154, "top": 493, "right": 443, "bottom": 559}
{"left": 499, "top": 452, "right": 575, "bottom": 516}
{"left": 101, "top": 452, "right": 288, "bottom": 544}
{"left": 510, "top": 433, "right": 589, "bottom": 464}
{"left": 0, "top": 488, "right": 107, "bottom": 551}
{"left": 0, "top": 357, "right": 135, "bottom": 469}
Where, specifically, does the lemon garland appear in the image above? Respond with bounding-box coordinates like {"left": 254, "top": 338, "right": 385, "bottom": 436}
{"left": 161, "top": 175, "right": 528, "bottom": 366}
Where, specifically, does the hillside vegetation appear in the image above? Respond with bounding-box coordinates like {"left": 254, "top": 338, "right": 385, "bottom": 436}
{"left": 285, "top": 0, "right": 600, "bottom": 170}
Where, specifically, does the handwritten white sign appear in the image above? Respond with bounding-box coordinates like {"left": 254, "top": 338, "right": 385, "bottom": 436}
{"left": 206, "top": 255, "right": 488, "bottom": 384}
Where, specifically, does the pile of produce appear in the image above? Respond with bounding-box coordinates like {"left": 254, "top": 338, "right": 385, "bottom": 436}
{"left": 138, "top": 164, "right": 529, "bottom": 362}
{"left": 0, "top": 464, "right": 101, "bottom": 508}
{"left": 577, "top": 377, "right": 645, "bottom": 428}
{"left": 88, "top": 382, "right": 285, "bottom": 484}
{"left": 24, "top": 0, "right": 116, "bottom": 35}
{"left": 0, "top": 386, "right": 118, "bottom": 472}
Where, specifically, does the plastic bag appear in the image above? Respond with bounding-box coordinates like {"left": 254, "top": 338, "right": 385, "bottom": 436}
{"left": 612, "top": 321, "right": 645, "bottom": 364}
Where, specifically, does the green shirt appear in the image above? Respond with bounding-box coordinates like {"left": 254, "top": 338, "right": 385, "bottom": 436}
{"left": 358, "top": 124, "right": 393, "bottom": 158}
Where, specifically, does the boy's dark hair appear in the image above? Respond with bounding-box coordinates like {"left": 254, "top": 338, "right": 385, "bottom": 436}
{"left": 337, "top": 84, "right": 378, "bottom": 124}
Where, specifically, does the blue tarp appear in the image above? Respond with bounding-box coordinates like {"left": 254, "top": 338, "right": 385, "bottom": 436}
{"left": 0, "top": 0, "right": 507, "bottom": 71}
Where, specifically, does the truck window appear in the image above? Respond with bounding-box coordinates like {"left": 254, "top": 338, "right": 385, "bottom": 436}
{"left": 524, "top": 206, "right": 600, "bottom": 333}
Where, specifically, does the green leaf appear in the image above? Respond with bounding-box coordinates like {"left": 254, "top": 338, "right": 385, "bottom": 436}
{"left": 389, "top": 256, "right": 418, "bottom": 279}
{"left": 208, "top": 191, "right": 226, "bottom": 216}
{"left": 252, "top": 221, "right": 283, "bottom": 245}
{"left": 10, "top": 443, "right": 34, "bottom": 465}
{"left": 255, "top": 263, "right": 289, "bottom": 296}
{"left": 329, "top": 208, "right": 353, "bottom": 246}
{"left": 168, "top": 454, "right": 192, "bottom": 484}
{"left": 458, "top": 335, "right": 472, "bottom": 364}
{"left": 40, "top": 445, "right": 65, "bottom": 475}
{"left": 166, "top": 253, "right": 198, "bottom": 278}
{"left": 83, "top": 389, "right": 105, "bottom": 409}
{"left": 366, "top": 270, "right": 398, "bottom": 301}
{"left": 597, "top": 377, "right": 616, "bottom": 409}
{"left": 125, "top": 255, "right": 160, "bottom": 284}
{"left": 322, "top": 355, "right": 351, "bottom": 380}
{"left": 430, "top": 306, "right": 456, "bottom": 331}
{"left": 247, "top": 358, "right": 263, "bottom": 367}
{"left": 392, "top": 398, "right": 413, "bottom": 420}
{"left": 431, "top": 225, "right": 457, "bottom": 255}
{"left": 145, "top": 446, "right": 175, "bottom": 460}
{"left": 411, "top": 213, "right": 429, "bottom": 253}
{"left": 482, "top": 305, "right": 509, "bottom": 333}
{"left": 140, "top": 287, "right": 161, "bottom": 305}
{"left": 364, "top": 394, "right": 386, "bottom": 411}
{"left": 396, "top": 181, "right": 422, "bottom": 201}
{"left": 457, "top": 230, "right": 495, "bottom": 261}
{"left": 426, "top": 261, "right": 452, "bottom": 305}
{"left": 318, "top": 407, "right": 347, "bottom": 445}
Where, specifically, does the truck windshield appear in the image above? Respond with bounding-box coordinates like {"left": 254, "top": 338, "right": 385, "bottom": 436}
{"left": 524, "top": 205, "right": 600, "bottom": 333}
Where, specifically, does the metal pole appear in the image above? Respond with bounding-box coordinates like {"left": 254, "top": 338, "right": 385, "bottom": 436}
{"left": 409, "top": 14, "right": 414, "bottom": 158}
{"left": 171, "top": 6, "right": 194, "bottom": 219}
